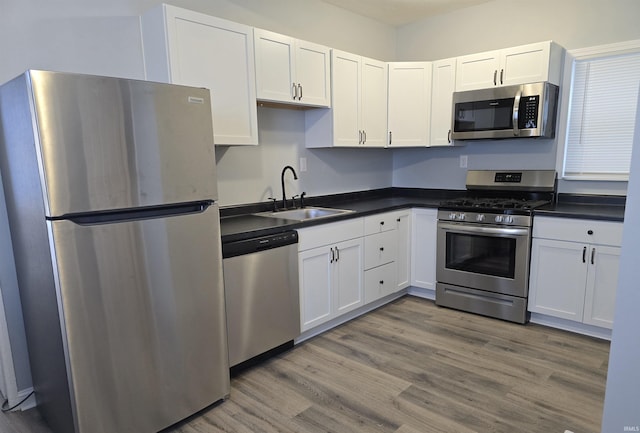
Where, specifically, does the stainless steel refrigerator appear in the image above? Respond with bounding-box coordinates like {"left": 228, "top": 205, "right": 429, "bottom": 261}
{"left": 0, "top": 70, "right": 230, "bottom": 433}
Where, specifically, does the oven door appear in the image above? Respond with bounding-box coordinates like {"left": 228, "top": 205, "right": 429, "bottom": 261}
{"left": 436, "top": 221, "right": 531, "bottom": 297}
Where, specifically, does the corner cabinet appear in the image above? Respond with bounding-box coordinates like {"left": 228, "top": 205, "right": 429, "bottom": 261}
{"left": 254, "top": 28, "right": 330, "bottom": 108}
{"left": 528, "top": 216, "right": 622, "bottom": 330}
{"left": 141, "top": 4, "right": 259, "bottom": 145}
{"left": 297, "top": 218, "right": 364, "bottom": 332}
{"left": 387, "top": 62, "right": 432, "bottom": 147}
{"left": 455, "top": 41, "right": 564, "bottom": 91}
{"left": 305, "top": 51, "right": 387, "bottom": 148}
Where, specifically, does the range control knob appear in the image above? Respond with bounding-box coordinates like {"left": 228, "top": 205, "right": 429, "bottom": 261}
{"left": 458, "top": 213, "right": 466, "bottom": 221}
{"left": 476, "top": 214, "right": 485, "bottom": 222}
{"left": 494, "top": 215, "right": 504, "bottom": 223}
{"left": 504, "top": 215, "right": 514, "bottom": 224}
{"left": 449, "top": 212, "right": 457, "bottom": 220}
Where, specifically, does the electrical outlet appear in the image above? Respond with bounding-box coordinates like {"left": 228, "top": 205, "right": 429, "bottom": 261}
{"left": 299, "top": 157, "right": 307, "bottom": 172}
{"left": 459, "top": 155, "right": 468, "bottom": 168}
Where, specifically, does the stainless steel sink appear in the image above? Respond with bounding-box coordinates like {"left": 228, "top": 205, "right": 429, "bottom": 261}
{"left": 255, "top": 206, "right": 354, "bottom": 221}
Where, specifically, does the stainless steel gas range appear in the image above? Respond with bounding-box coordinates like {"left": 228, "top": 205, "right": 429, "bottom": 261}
{"left": 436, "top": 170, "right": 556, "bottom": 323}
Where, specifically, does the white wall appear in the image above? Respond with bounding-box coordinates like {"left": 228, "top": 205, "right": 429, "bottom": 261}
{"left": 601, "top": 92, "right": 640, "bottom": 433}
{"left": 393, "top": 0, "right": 640, "bottom": 193}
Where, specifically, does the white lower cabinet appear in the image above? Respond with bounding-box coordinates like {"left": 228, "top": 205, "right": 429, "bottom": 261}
{"left": 410, "top": 208, "right": 438, "bottom": 290}
{"left": 298, "top": 219, "right": 364, "bottom": 332}
{"left": 528, "top": 217, "right": 622, "bottom": 330}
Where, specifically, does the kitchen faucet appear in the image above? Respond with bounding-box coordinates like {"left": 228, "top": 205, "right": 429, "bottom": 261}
{"left": 280, "top": 165, "right": 298, "bottom": 210}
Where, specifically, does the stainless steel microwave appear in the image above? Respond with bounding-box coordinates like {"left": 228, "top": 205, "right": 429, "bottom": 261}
{"left": 451, "top": 82, "right": 559, "bottom": 140}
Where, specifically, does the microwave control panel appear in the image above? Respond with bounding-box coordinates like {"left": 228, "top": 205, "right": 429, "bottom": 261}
{"left": 519, "top": 95, "right": 540, "bottom": 129}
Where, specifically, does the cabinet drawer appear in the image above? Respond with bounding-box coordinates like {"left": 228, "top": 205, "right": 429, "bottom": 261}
{"left": 364, "top": 262, "right": 397, "bottom": 304}
{"left": 364, "top": 230, "right": 397, "bottom": 270}
{"left": 533, "top": 216, "right": 623, "bottom": 246}
{"left": 297, "top": 218, "right": 364, "bottom": 251}
{"left": 364, "top": 212, "right": 399, "bottom": 235}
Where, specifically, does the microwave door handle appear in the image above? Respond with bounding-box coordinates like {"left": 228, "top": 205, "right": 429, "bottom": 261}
{"left": 512, "top": 89, "right": 522, "bottom": 137}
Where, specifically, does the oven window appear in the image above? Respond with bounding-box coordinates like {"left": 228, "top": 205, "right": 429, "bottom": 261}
{"left": 445, "top": 232, "right": 516, "bottom": 279}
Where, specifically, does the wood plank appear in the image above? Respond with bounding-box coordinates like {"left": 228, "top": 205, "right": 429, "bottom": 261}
{"left": 0, "top": 296, "right": 610, "bottom": 433}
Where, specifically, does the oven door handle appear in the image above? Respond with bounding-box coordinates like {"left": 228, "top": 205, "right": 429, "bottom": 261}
{"left": 438, "top": 222, "right": 529, "bottom": 237}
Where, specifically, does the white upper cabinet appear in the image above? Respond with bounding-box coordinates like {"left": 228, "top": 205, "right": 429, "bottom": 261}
{"left": 141, "top": 4, "right": 259, "bottom": 145}
{"left": 430, "top": 58, "right": 457, "bottom": 147}
{"left": 387, "top": 62, "right": 432, "bottom": 147}
{"left": 455, "top": 41, "right": 564, "bottom": 91}
{"left": 254, "top": 29, "right": 330, "bottom": 107}
{"left": 305, "top": 50, "right": 387, "bottom": 148}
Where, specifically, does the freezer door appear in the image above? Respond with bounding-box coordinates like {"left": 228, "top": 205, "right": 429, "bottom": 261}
{"left": 28, "top": 70, "right": 218, "bottom": 216}
{"left": 49, "top": 204, "right": 229, "bottom": 433}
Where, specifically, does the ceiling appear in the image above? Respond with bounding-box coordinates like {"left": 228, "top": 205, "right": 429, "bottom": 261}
{"left": 320, "top": 0, "right": 493, "bottom": 26}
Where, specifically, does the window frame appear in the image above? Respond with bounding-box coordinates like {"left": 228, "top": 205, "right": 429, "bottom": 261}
{"left": 557, "top": 39, "right": 640, "bottom": 182}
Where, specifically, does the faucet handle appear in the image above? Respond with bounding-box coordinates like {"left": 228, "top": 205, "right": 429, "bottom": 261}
{"left": 300, "top": 191, "right": 306, "bottom": 208}
{"left": 267, "top": 197, "right": 277, "bottom": 212}
{"left": 291, "top": 195, "right": 299, "bottom": 209}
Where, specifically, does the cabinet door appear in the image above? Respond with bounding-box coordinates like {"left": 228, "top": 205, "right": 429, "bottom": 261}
{"left": 394, "top": 210, "right": 411, "bottom": 290}
{"left": 254, "top": 29, "right": 295, "bottom": 104}
{"left": 151, "top": 6, "right": 259, "bottom": 145}
{"left": 388, "top": 62, "right": 432, "bottom": 147}
{"left": 500, "top": 42, "right": 551, "bottom": 87}
{"left": 583, "top": 245, "right": 620, "bottom": 329}
{"left": 410, "top": 208, "right": 437, "bottom": 290}
{"left": 528, "top": 239, "right": 588, "bottom": 321}
{"left": 361, "top": 57, "right": 388, "bottom": 147}
{"left": 332, "top": 50, "right": 361, "bottom": 147}
{"left": 334, "top": 238, "right": 364, "bottom": 315}
{"left": 455, "top": 50, "right": 500, "bottom": 91}
{"left": 295, "top": 40, "right": 331, "bottom": 107}
{"left": 430, "top": 58, "right": 456, "bottom": 147}
{"left": 299, "top": 247, "right": 333, "bottom": 331}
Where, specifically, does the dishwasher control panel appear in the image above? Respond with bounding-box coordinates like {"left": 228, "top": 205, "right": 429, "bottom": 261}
{"left": 222, "top": 230, "right": 298, "bottom": 258}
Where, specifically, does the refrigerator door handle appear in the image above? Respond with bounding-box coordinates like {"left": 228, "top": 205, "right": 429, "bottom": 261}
{"left": 57, "top": 201, "right": 212, "bottom": 226}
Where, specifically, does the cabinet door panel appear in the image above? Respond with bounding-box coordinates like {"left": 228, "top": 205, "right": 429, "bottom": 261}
{"left": 299, "top": 248, "right": 332, "bottom": 331}
{"left": 528, "top": 239, "right": 587, "bottom": 321}
{"left": 296, "top": 40, "right": 331, "bottom": 107}
{"left": 332, "top": 50, "right": 361, "bottom": 146}
{"left": 388, "top": 62, "right": 431, "bottom": 147}
{"left": 361, "top": 57, "right": 388, "bottom": 147}
{"left": 334, "top": 239, "right": 364, "bottom": 315}
{"left": 455, "top": 51, "right": 500, "bottom": 91}
{"left": 430, "top": 58, "right": 456, "bottom": 146}
{"left": 254, "top": 29, "right": 295, "bottom": 103}
{"left": 168, "top": 13, "right": 258, "bottom": 145}
{"left": 411, "top": 208, "right": 437, "bottom": 290}
{"left": 583, "top": 246, "right": 620, "bottom": 329}
{"left": 501, "top": 43, "right": 549, "bottom": 86}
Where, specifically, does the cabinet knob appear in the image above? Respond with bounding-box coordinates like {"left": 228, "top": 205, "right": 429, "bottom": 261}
{"left": 380, "top": 221, "right": 384, "bottom": 225}
{"left": 379, "top": 280, "right": 384, "bottom": 285}
{"left": 380, "top": 247, "right": 384, "bottom": 251}
{"left": 397, "top": 218, "right": 401, "bottom": 222}
{"left": 587, "top": 230, "right": 594, "bottom": 235}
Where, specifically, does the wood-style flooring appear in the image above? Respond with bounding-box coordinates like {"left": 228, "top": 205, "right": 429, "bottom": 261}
{"left": 0, "top": 296, "right": 610, "bottom": 433}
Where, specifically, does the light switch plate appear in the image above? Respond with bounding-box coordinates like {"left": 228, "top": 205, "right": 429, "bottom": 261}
{"left": 460, "top": 155, "right": 468, "bottom": 168}
{"left": 299, "top": 157, "right": 307, "bottom": 172}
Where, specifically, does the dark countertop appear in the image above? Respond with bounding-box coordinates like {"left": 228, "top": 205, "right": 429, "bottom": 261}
{"left": 534, "top": 194, "right": 626, "bottom": 222}
{"left": 220, "top": 189, "right": 626, "bottom": 243}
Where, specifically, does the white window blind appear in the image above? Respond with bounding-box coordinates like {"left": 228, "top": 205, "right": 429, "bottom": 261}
{"left": 563, "top": 51, "right": 640, "bottom": 181}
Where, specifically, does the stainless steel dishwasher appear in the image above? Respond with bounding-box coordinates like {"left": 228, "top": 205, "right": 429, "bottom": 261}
{"left": 222, "top": 230, "right": 300, "bottom": 372}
